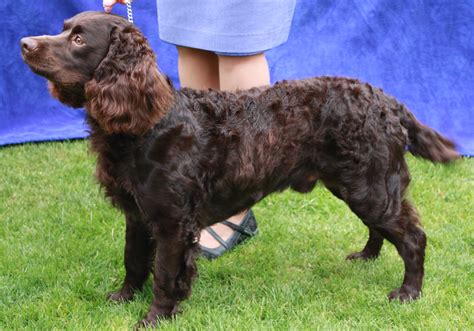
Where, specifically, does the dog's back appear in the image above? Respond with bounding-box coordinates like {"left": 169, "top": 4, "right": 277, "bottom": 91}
{"left": 179, "top": 76, "right": 456, "bottom": 190}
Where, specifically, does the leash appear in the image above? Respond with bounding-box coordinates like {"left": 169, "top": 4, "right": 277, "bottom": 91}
{"left": 125, "top": 0, "right": 134, "bottom": 23}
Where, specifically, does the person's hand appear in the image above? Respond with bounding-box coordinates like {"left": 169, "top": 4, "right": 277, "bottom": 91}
{"left": 103, "top": 0, "right": 131, "bottom": 13}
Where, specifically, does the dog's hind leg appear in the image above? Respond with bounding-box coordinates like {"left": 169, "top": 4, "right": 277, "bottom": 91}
{"left": 323, "top": 181, "right": 384, "bottom": 261}
{"left": 346, "top": 227, "right": 384, "bottom": 260}
{"left": 374, "top": 199, "right": 426, "bottom": 302}
{"left": 108, "top": 214, "right": 155, "bottom": 302}
{"left": 342, "top": 160, "right": 426, "bottom": 301}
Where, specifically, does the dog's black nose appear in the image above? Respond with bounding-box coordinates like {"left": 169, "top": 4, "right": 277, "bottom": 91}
{"left": 21, "top": 37, "right": 38, "bottom": 53}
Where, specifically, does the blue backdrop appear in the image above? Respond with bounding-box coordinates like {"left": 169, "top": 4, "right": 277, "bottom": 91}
{"left": 1, "top": 0, "right": 473, "bottom": 155}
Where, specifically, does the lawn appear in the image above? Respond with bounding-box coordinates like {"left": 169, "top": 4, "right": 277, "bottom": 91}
{"left": 0, "top": 140, "right": 473, "bottom": 330}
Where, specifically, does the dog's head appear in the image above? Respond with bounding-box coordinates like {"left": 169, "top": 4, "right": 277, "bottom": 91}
{"left": 21, "top": 11, "right": 172, "bottom": 135}
{"left": 21, "top": 12, "right": 127, "bottom": 107}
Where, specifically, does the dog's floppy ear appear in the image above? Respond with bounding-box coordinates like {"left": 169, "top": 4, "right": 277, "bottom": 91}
{"left": 48, "top": 81, "right": 86, "bottom": 108}
{"left": 85, "top": 25, "right": 173, "bottom": 135}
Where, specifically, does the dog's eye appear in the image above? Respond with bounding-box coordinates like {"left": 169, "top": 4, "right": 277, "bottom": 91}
{"left": 73, "top": 35, "right": 84, "bottom": 45}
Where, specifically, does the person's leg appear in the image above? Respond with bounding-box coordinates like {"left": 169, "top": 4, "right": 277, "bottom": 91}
{"left": 177, "top": 47, "right": 269, "bottom": 251}
{"left": 177, "top": 46, "right": 227, "bottom": 249}
{"left": 218, "top": 53, "right": 270, "bottom": 90}
{"left": 199, "top": 53, "right": 271, "bottom": 247}
{"left": 177, "top": 46, "right": 220, "bottom": 90}
{"left": 201, "top": 53, "right": 271, "bottom": 249}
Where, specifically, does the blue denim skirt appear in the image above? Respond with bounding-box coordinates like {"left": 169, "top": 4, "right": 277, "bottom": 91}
{"left": 156, "top": 0, "right": 296, "bottom": 54}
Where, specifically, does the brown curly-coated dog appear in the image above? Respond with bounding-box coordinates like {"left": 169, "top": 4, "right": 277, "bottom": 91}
{"left": 21, "top": 12, "right": 459, "bottom": 327}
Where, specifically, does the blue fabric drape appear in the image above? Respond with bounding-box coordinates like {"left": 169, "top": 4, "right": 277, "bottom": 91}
{"left": 1, "top": 0, "right": 473, "bottom": 155}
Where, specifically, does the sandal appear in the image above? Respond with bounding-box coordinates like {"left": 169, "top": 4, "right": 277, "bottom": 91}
{"left": 200, "top": 209, "right": 258, "bottom": 260}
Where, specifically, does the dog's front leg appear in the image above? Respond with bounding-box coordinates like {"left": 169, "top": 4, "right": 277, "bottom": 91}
{"left": 108, "top": 213, "right": 155, "bottom": 302}
{"left": 137, "top": 222, "right": 199, "bottom": 327}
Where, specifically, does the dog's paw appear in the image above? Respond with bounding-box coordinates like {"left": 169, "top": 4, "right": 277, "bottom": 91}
{"left": 346, "top": 251, "right": 378, "bottom": 261}
{"left": 134, "top": 317, "right": 158, "bottom": 330}
{"left": 107, "top": 288, "right": 134, "bottom": 302}
{"left": 134, "top": 307, "right": 177, "bottom": 329}
{"left": 388, "top": 286, "right": 421, "bottom": 302}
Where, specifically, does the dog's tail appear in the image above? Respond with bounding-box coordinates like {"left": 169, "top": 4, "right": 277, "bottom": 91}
{"left": 397, "top": 104, "right": 460, "bottom": 163}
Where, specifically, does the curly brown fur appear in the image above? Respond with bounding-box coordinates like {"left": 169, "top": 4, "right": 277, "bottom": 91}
{"left": 22, "top": 11, "right": 459, "bottom": 327}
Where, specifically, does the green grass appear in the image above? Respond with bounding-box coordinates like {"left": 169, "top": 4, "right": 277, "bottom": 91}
{"left": 1, "top": 140, "right": 473, "bottom": 330}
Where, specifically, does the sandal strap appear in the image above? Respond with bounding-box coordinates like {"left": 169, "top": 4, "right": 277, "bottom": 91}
{"left": 221, "top": 219, "right": 255, "bottom": 237}
{"left": 205, "top": 227, "right": 229, "bottom": 249}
